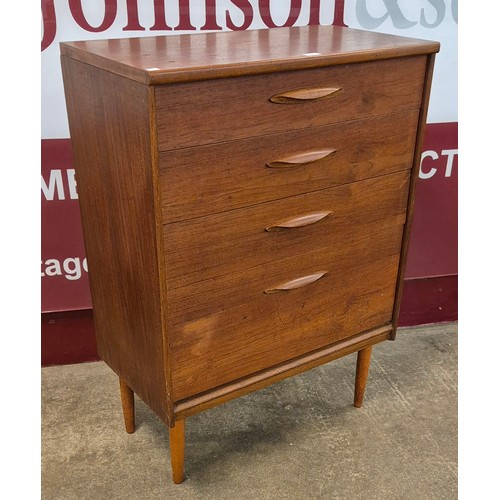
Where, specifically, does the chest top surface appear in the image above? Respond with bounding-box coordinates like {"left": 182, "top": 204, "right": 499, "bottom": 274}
{"left": 59, "top": 25, "right": 439, "bottom": 85}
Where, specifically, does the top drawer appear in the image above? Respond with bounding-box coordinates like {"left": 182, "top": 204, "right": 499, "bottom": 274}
{"left": 155, "top": 56, "right": 426, "bottom": 151}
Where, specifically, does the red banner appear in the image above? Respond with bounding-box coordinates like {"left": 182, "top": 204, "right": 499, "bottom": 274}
{"left": 407, "top": 122, "right": 458, "bottom": 279}
{"left": 41, "top": 122, "right": 457, "bottom": 313}
{"left": 41, "top": 140, "right": 90, "bottom": 312}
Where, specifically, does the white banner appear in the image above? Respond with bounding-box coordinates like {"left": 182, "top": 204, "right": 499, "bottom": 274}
{"left": 41, "top": 0, "right": 457, "bottom": 139}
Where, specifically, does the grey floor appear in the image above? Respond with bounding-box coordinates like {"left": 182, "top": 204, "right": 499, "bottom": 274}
{"left": 42, "top": 323, "right": 457, "bottom": 500}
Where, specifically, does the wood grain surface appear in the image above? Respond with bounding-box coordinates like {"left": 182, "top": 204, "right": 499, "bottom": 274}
{"left": 390, "top": 54, "right": 437, "bottom": 340}
{"left": 60, "top": 25, "right": 439, "bottom": 85}
{"left": 60, "top": 26, "right": 440, "bottom": 435}
{"left": 61, "top": 56, "right": 172, "bottom": 425}
{"left": 155, "top": 56, "right": 425, "bottom": 150}
{"left": 174, "top": 325, "right": 391, "bottom": 419}
{"left": 159, "top": 110, "right": 418, "bottom": 221}
{"left": 165, "top": 171, "right": 410, "bottom": 399}
{"left": 169, "top": 238, "right": 403, "bottom": 400}
{"left": 163, "top": 170, "right": 410, "bottom": 289}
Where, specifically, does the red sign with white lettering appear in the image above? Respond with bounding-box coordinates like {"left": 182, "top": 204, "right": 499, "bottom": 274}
{"left": 41, "top": 140, "right": 90, "bottom": 312}
{"left": 408, "top": 122, "right": 458, "bottom": 279}
{"left": 40, "top": 123, "right": 458, "bottom": 312}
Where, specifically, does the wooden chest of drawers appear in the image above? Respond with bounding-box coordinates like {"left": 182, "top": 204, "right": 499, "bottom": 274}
{"left": 60, "top": 26, "right": 439, "bottom": 484}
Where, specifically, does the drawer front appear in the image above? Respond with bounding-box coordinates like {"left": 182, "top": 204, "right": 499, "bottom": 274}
{"left": 163, "top": 170, "right": 410, "bottom": 289}
{"left": 155, "top": 56, "right": 426, "bottom": 151}
{"left": 168, "top": 224, "right": 404, "bottom": 401}
{"left": 160, "top": 110, "right": 418, "bottom": 222}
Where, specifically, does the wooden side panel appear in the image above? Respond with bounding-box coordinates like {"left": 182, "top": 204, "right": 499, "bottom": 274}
{"left": 60, "top": 56, "right": 172, "bottom": 424}
{"left": 391, "top": 54, "right": 437, "bottom": 339}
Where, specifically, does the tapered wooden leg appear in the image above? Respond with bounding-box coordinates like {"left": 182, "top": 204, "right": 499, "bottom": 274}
{"left": 169, "top": 420, "right": 185, "bottom": 484}
{"left": 119, "top": 377, "right": 135, "bottom": 433}
{"left": 354, "top": 345, "right": 372, "bottom": 408}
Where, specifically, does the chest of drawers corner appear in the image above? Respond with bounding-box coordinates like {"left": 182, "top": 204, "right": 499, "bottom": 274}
{"left": 60, "top": 25, "right": 439, "bottom": 484}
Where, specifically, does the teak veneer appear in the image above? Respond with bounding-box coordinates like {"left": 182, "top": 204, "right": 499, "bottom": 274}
{"left": 60, "top": 25, "right": 439, "bottom": 485}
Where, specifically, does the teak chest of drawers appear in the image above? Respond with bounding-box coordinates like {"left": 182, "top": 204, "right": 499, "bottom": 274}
{"left": 60, "top": 26, "right": 439, "bottom": 484}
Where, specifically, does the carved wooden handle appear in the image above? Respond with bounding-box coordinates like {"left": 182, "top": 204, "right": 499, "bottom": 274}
{"left": 265, "top": 211, "right": 331, "bottom": 232}
{"left": 267, "top": 149, "right": 337, "bottom": 168}
{"left": 264, "top": 271, "right": 328, "bottom": 294}
{"left": 270, "top": 87, "right": 342, "bottom": 104}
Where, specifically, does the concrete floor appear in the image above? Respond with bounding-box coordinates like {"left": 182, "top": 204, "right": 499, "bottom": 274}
{"left": 42, "top": 323, "right": 457, "bottom": 500}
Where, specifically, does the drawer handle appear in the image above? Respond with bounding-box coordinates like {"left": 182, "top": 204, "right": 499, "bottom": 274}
{"left": 267, "top": 149, "right": 337, "bottom": 168}
{"left": 264, "top": 271, "right": 328, "bottom": 294}
{"left": 269, "top": 87, "right": 342, "bottom": 104}
{"left": 265, "top": 211, "right": 331, "bottom": 232}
